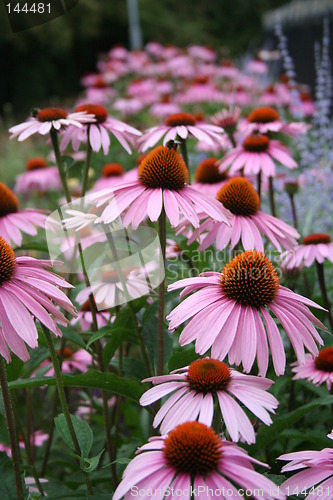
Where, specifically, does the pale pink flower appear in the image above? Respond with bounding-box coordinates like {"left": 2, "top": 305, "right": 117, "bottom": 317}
{"left": 280, "top": 234, "right": 333, "bottom": 270}
{"left": 14, "top": 157, "right": 61, "bottom": 194}
{"left": 219, "top": 134, "right": 297, "bottom": 177}
{"left": 114, "top": 421, "right": 285, "bottom": 500}
{"left": 167, "top": 250, "right": 326, "bottom": 376}
{"left": 140, "top": 358, "right": 278, "bottom": 444}
{"left": 0, "top": 236, "right": 76, "bottom": 362}
{"left": 89, "top": 146, "right": 232, "bottom": 230}
{"left": 194, "top": 177, "right": 299, "bottom": 252}
{"left": 9, "top": 107, "right": 95, "bottom": 141}
{"left": 291, "top": 347, "right": 333, "bottom": 390}
{"left": 240, "top": 106, "right": 310, "bottom": 136}
{"left": 113, "top": 98, "right": 145, "bottom": 116}
{"left": 165, "top": 238, "right": 183, "bottom": 260}
{"left": 138, "top": 112, "right": 225, "bottom": 152}
{"left": 149, "top": 100, "right": 182, "bottom": 119}
{"left": 279, "top": 432, "right": 333, "bottom": 498}
{"left": 0, "top": 182, "right": 51, "bottom": 247}
{"left": 246, "top": 59, "right": 269, "bottom": 74}
{"left": 43, "top": 347, "right": 93, "bottom": 375}
{"left": 72, "top": 297, "right": 111, "bottom": 331}
{"left": 60, "top": 104, "right": 142, "bottom": 155}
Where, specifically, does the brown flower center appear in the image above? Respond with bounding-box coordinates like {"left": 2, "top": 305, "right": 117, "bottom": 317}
{"left": 314, "top": 347, "right": 333, "bottom": 372}
{"left": 0, "top": 183, "right": 19, "bottom": 217}
{"left": 243, "top": 135, "right": 270, "bottom": 153}
{"left": 26, "top": 158, "right": 48, "bottom": 171}
{"left": 195, "top": 158, "right": 227, "bottom": 184}
{"left": 302, "top": 234, "right": 331, "bottom": 245}
{"left": 220, "top": 250, "right": 279, "bottom": 308}
{"left": 138, "top": 146, "right": 188, "bottom": 190}
{"left": 248, "top": 107, "right": 280, "bottom": 124}
{"left": 102, "top": 163, "right": 124, "bottom": 178}
{"left": 187, "top": 359, "right": 231, "bottom": 393}
{"left": 216, "top": 177, "right": 260, "bottom": 216}
{"left": 75, "top": 104, "right": 108, "bottom": 123}
{"left": 164, "top": 422, "right": 222, "bottom": 476}
{"left": 0, "top": 236, "right": 16, "bottom": 285}
{"left": 36, "top": 108, "right": 68, "bottom": 122}
{"left": 165, "top": 112, "right": 196, "bottom": 127}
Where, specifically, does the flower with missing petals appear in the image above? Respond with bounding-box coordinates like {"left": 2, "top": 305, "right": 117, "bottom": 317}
{"left": 114, "top": 422, "right": 285, "bottom": 500}
{"left": 140, "top": 358, "right": 278, "bottom": 444}
{"left": 167, "top": 250, "right": 326, "bottom": 376}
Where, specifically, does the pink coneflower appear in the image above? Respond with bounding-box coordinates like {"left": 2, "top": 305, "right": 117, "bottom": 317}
{"left": 140, "top": 358, "right": 278, "bottom": 443}
{"left": 279, "top": 432, "right": 333, "bottom": 498}
{"left": 138, "top": 112, "right": 225, "bottom": 152}
{"left": 291, "top": 348, "right": 333, "bottom": 390}
{"left": 241, "top": 107, "right": 310, "bottom": 136}
{"left": 219, "top": 134, "right": 297, "bottom": 177}
{"left": 1, "top": 430, "right": 48, "bottom": 458}
{"left": 0, "top": 182, "right": 50, "bottom": 246}
{"left": 71, "top": 298, "right": 111, "bottom": 331}
{"left": 167, "top": 250, "right": 326, "bottom": 376}
{"left": 43, "top": 347, "right": 93, "bottom": 375}
{"left": 192, "top": 158, "right": 230, "bottom": 196}
{"left": 113, "top": 421, "right": 284, "bottom": 500}
{"left": 60, "top": 104, "right": 142, "bottom": 155}
{"left": 8, "top": 107, "right": 94, "bottom": 141}
{"left": 280, "top": 234, "right": 333, "bottom": 270}
{"left": 14, "top": 157, "right": 61, "bottom": 194}
{"left": 165, "top": 238, "right": 183, "bottom": 259}
{"left": 0, "top": 236, "right": 76, "bottom": 362}
{"left": 91, "top": 163, "right": 137, "bottom": 192}
{"left": 75, "top": 267, "right": 153, "bottom": 310}
{"left": 89, "top": 146, "right": 231, "bottom": 229}
{"left": 195, "top": 177, "right": 299, "bottom": 252}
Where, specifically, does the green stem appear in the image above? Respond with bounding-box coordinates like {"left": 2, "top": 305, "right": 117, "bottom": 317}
{"left": 50, "top": 129, "right": 71, "bottom": 203}
{"left": 289, "top": 193, "right": 298, "bottom": 230}
{"left": 95, "top": 340, "right": 117, "bottom": 488}
{"left": 180, "top": 140, "right": 190, "bottom": 183}
{"left": 82, "top": 131, "right": 92, "bottom": 198}
{"left": 257, "top": 172, "right": 261, "bottom": 200}
{"left": 268, "top": 176, "right": 276, "bottom": 217}
{"left": 12, "top": 394, "right": 45, "bottom": 496}
{"left": 157, "top": 207, "right": 166, "bottom": 376}
{"left": 315, "top": 261, "right": 333, "bottom": 331}
{"left": 0, "top": 357, "right": 24, "bottom": 500}
{"left": 41, "top": 325, "right": 94, "bottom": 495}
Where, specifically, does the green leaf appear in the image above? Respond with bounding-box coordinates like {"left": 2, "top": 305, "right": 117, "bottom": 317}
{"left": 14, "top": 241, "right": 49, "bottom": 252}
{"left": 104, "top": 457, "right": 131, "bottom": 468}
{"left": 60, "top": 325, "right": 86, "bottom": 349}
{"left": 79, "top": 449, "right": 104, "bottom": 472}
{"left": 0, "top": 452, "right": 29, "bottom": 499}
{"left": 9, "top": 369, "right": 145, "bottom": 402}
{"left": 168, "top": 348, "right": 200, "bottom": 372}
{"left": 61, "top": 155, "right": 76, "bottom": 171}
{"left": 102, "top": 329, "right": 133, "bottom": 369}
{"left": 54, "top": 413, "right": 93, "bottom": 457}
{"left": 251, "top": 395, "right": 333, "bottom": 455}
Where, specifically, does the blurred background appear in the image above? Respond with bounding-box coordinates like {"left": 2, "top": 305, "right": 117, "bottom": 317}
{"left": 0, "top": 0, "right": 296, "bottom": 117}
